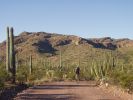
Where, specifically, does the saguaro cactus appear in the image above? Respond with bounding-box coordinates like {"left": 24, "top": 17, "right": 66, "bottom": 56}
{"left": 10, "top": 27, "right": 16, "bottom": 83}
{"left": 59, "top": 46, "right": 62, "bottom": 67}
{"left": 6, "top": 27, "right": 10, "bottom": 71}
{"left": 112, "top": 57, "right": 115, "bottom": 67}
{"left": 29, "top": 54, "right": 32, "bottom": 74}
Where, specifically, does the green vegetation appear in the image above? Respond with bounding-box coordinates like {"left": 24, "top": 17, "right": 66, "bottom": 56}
{"left": 9, "top": 27, "right": 16, "bottom": 83}
{"left": 6, "top": 27, "right": 9, "bottom": 72}
{"left": 12, "top": 47, "right": 133, "bottom": 92}
{"left": 5, "top": 27, "right": 16, "bottom": 84}
{"left": 0, "top": 63, "right": 9, "bottom": 89}
{"left": 29, "top": 54, "right": 33, "bottom": 75}
{"left": 0, "top": 28, "right": 133, "bottom": 93}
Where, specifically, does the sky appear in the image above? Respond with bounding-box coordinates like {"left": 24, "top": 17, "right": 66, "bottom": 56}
{"left": 0, "top": 0, "right": 133, "bottom": 42}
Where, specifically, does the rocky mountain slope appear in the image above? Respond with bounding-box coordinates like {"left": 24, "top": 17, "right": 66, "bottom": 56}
{"left": 0, "top": 32, "right": 133, "bottom": 65}
{"left": 0, "top": 32, "right": 133, "bottom": 51}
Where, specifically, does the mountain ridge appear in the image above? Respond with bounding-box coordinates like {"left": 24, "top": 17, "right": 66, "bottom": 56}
{"left": 1, "top": 32, "right": 133, "bottom": 52}
{"left": 0, "top": 31, "right": 133, "bottom": 66}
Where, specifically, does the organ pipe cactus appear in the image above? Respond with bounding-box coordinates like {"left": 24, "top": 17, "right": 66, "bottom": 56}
{"left": 10, "top": 27, "right": 16, "bottom": 83}
{"left": 6, "top": 27, "right": 10, "bottom": 72}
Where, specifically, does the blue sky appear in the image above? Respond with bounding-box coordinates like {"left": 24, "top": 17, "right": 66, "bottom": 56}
{"left": 0, "top": 0, "right": 133, "bottom": 42}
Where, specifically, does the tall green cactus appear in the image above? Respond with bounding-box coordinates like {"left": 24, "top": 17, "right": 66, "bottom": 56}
{"left": 112, "top": 57, "right": 115, "bottom": 67}
{"left": 10, "top": 27, "right": 16, "bottom": 83}
{"left": 29, "top": 54, "right": 32, "bottom": 74}
{"left": 59, "top": 46, "right": 62, "bottom": 67}
{"left": 6, "top": 27, "right": 10, "bottom": 72}
{"left": 16, "top": 53, "right": 18, "bottom": 70}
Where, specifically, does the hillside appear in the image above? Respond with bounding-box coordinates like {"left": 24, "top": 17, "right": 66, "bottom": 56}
{"left": 0, "top": 32, "right": 133, "bottom": 66}
{"left": 1, "top": 32, "right": 133, "bottom": 96}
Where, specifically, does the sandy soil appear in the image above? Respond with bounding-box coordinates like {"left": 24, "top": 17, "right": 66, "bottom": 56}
{"left": 14, "top": 81, "right": 124, "bottom": 100}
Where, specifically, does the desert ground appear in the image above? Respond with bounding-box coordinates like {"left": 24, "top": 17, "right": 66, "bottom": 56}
{"left": 14, "top": 81, "right": 125, "bottom": 100}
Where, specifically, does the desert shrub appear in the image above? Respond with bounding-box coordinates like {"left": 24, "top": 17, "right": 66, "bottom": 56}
{"left": 109, "top": 65, "right": 133, "bottom": 92}
{"left": 0, "top": 64, "right": 10, "bottom": 88}
{"left": 66, "top": 70, "right": 75, "bottom": 80}
{"left": 16, "top": 66, "right": 29, "bottom": 83}
{"left": 28, "top": 67, "right": 46, "bottom": 82}
{"left": 53, "top": 67, "right": 63, "bottom": 78}
{"left": 81, "top": 67, "right": 94, "bottom": 81}
{"left": 119, "top": 74, "right": 133, "bottom": 90}
{"left": 0, "top": 69, "right": 9, "bottom": 82}
{"left": 0, "top": 80, "right": 4, "bottom": 89}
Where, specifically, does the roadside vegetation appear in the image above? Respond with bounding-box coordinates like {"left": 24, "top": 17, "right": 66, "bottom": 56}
{"left": 0, "top": 27, "right": 133, "bottom": 95}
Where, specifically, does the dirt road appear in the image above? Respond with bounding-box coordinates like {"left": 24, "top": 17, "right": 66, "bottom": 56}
{"left": 14, "top": 81, "right": 123, "bottom": 100}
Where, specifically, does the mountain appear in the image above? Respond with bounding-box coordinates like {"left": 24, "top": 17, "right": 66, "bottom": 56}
{"left": 0, "top": 32, "right": 133, "bottom": 66}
